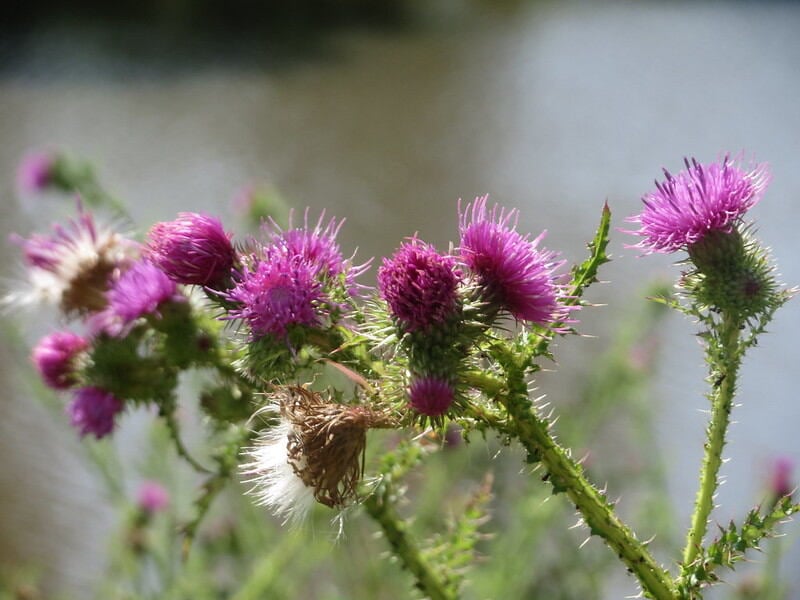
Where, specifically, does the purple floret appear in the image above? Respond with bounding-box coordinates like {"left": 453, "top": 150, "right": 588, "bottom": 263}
{"left": 146, "top": 212, "right": 236, "bottom": 287}
{"left": 408, "top": 376, "right": 455, "bottom": 417}
{"left": 224, "top": 247, "right": 323, "bottom": 339}
{"left": 107, "top": 260, "right": 181, "bottom": 324}
{"left": 459, "top": 195, "right": 566, "bottom": 325}
{"left": 67, "top": 386, "right": 124, "bottom": 439}
{"left": 31, "top": 330, "right": 88, "bottom": 390}
{"left": 627, "top": 156, "right": 770, "bottom": 254}
{"left": 378, "top": 239, "right": 461, "bottom": 332}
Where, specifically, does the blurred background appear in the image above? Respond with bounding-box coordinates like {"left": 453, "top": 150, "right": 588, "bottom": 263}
{"left": 1, "top": 1, "right": 799, "bottom": 598}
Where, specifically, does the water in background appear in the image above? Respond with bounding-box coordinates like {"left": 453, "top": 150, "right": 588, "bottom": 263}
{"left": 1, "top": 1, "right": 799, "bottom": 596}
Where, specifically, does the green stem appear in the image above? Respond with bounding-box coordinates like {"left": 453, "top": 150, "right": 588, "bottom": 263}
{"left": 681, "top": 312, "right": 742, "bottom": 569}
{"left": 498, "top": 389, "right": 676, "bottom": 600}
{"left": 162, "top": 408, "right": 212, "bottom": 474}
{"left": 363, "top": 487, "right": 455, "bottom": 600}
{"left": 466, "top": 364, "right": 675, "bottom": 599}
{"left": 181, "top": 473, "right": 228, "bottom": 560}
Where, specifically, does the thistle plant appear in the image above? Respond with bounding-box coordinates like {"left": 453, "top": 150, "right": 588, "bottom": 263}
{"left": 5, "top": 150, "right": 797, "bottom": 599}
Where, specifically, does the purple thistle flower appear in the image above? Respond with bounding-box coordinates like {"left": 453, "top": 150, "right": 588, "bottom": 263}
{"left": 224, "top": 248, "right": 323, "bottom": 339}
{"left": 770, "top": 456, "right": 794, "bottom": 499}
{"left": 627, "top": 156, "right": 770, "bottom": 254}
{"left": 17, "top": 150, "right": 56, "bottom": 194}
{"left": 378, "top": 239, "right": 461, "bottom": 332}
{"left": 9, "top": 205, "right": 133, "bottom": 314}
{"left": 145, "top": 213, "right": 236, "bottom": 287}
{"left": 67, "top": 386, "right": 124, "bottom": 439}
{"left": 459, "top": 195, "right": 567, "bottom": 325}
{"left": 107, "top": 260, "right": 182, "bottom": 326}
{"left": 408, "top": 376, "right": 455, "bottom": 417}
{"left": 137, "top": 481, "right": 170, "bottom": 514}
{"left": 31, "top": 330, "right": 88, "bottom": 390}
{"left": 263, "top": 210, "right": 370, "bottom": 291}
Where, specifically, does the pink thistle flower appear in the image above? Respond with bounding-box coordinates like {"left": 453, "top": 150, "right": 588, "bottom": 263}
{"left": 263, "top": 210, "right": 370, "bottom": 291}
{"left": 627, "top": 156, "right": 770, "bottom": 254}
{"left": 459, "top": 195, "right": 567, "bottom": 325}
{"left": 137, "top": 481, "right": 170, "bottom": 514}
{"left": 145, "top": 213, "right": 236, "bottom": 288}
{"left": 31, "top": 330, "right": 88, "bottom": 390}
{"left": 770, "top": 456, "right": 794, "bottom": 499}
{"left": 378, "top": 239, "right": 461, "bottom": 332}
{"left": 67, "top": 386, "right": 124, "bottom": 439}
{"left": 9, "top": 206, "right": 133, "bottom": 315}
{"left": 224, "top": 247, "right": 323, "bottom": 340}
{"left": 408, "top": 375, "right": 455, "bottom": 417}
{"left": 106, "top": 260, "right": 182, "bottom": 326}
{"left": 16, "top": 150, "right": 56, "bottom": 194}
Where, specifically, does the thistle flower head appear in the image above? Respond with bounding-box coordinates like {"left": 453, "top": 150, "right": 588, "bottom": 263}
{"left": 145, "top": 212, "right": 236, "bottom": 288}
{"left": 223, "top": 247, "right": 323, "bottom": 340}
{"left": 263, "top": 209, "right": 370, "bottom": 292}
{"left": 769, "top": 456, "right": 794, "bottom": 499}
{"left": 627, "top": 155, "right": 770, "bottom": 254}
{"left": 31, "top": 330, "right": 88, "bottom": 390}
{"left": 137, "top": 481, "right": 170, "bottom": 514}
{"left": 242, "top": 387, "right": 395, "bottom": 523}
{"left": 106, "top": 260, "right": 182, "bottom": 326}
{"left": 378, "top": 239, "right": 462, "bottom": 332}
{"left": 408, "top": 375, "right": 455, "bottom": 417}
{"left": 67, "top": 386, "right": 124, "bottom": 439}
{"left": 9, "top": 206, "right": 133, "bottom": 315}
{"left": 459, "top": 195, "right": 567, "bottom": 325}
{"left": 17, "top": 150, "right": 57, "bottom": 194}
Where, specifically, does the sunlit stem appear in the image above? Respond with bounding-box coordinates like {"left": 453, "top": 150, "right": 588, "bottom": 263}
{"left": 363, "top": 487, "right": 455, "bottom": 600}
{"left": 681, "top": 311, "right": 742, "bottom": 569}
{"left": 465, "top": 369, "right": 676, "bottom": 600}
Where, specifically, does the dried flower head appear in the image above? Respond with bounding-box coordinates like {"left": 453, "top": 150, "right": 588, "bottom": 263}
{"left": 459, "top": 195, "right": 567, "bottom": 325}
{"left": 242, "top": 387, "right": 395, "bottom": 522}
{"left": 408, "top": 375, "right": 455, "bottom": 417}
{"left": 9, "top": 207, "right": 133, "bottom": 315}
{"left": 31, "top": 330, "right": 88, "bottom": 390}
{"left": 145, "top": 213, "right": 236, "bottom": 288}
{"left": 67, "top": 386, "right": 124, "bottom": 439}
{"left": 627, "top": 155, "right": 770, "bottom": 254}
{"left": 378, "top": 239, "right": 462, "bottom": 332}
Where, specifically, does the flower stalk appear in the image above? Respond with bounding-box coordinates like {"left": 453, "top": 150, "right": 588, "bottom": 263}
{"left": 363, "top": 484, "right": 455, "bottom": 600}
{"left": 681, "top": 311, "right": 742, "bottom": 570}
{"left": 494, "top": 375, "right": 677, "bottom": 600}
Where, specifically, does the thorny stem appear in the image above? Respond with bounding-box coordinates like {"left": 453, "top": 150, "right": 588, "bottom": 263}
{"left": 363, "top": 487, "right": 455, "bottom": 600}
{"left": 181, "top": 472, "right": 228, "bottom": 560}
{"left": 681, "top": 311, "right": 742, "bottom": 571}
{"left": 466, "top": 368, "right": 676, "bottom": 599}
{"left": 161, "top": 407, "right": 212, "bottom": 475}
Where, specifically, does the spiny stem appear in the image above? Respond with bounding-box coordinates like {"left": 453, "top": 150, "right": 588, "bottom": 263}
{"left": 161, "top": 408, "right": 212, "bottom": 474}
{"left": 181, "top": 472, "right": 228, "bottom": 561}
{"left": 466, "top": 363, "right": 675, "bottom": 599}
{"left": 363, "top": 486, "right": 455, "bottom": 600}
{"left": 681, "top": 311, "right": 742, "bottom": 569}
{"left": 497, "top": 388, "right": 677, "bottom": 600}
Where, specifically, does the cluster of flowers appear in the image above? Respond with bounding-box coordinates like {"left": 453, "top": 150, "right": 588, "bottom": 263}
{"left": 11, "top": 150, "right": 776, "bottom": 523}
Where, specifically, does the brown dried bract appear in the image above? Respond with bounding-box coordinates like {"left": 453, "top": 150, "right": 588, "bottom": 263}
{"left": 280, "top": 386, "right": 395, "bottom": 508}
